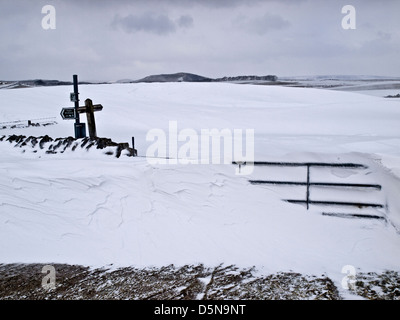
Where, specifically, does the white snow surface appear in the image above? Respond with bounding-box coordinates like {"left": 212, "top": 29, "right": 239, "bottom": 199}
{"left": 1, "top": 82, "right": 400, "bottom": 293}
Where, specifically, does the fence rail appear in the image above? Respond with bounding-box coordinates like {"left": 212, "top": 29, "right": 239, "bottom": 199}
{"left": 242, "top": 161, "right": 383, "bottom": 211}
{"left": 249, "top": 180, "right": 381, "bottom": 190}
{"left": 0, "top": 117, "right": 57, "bottom": 130}
{"left": 246, "top": 161, "right": 367, "bottom": 169}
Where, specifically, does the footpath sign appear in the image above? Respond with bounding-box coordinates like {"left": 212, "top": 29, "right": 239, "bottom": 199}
{"left": 60, "top": 107, "right": 75, "bottom": 120}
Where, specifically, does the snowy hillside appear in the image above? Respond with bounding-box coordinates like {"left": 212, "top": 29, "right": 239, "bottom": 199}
{"left": 277, "top": 75, "right": 400, "bottom": 92}
{"left": 1, "top": 82, "right": 400, "bottom": 298}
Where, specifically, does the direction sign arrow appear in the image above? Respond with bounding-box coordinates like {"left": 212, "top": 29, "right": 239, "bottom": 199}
{"left": 60, "top": 107, "right": 76, "bottom": 120}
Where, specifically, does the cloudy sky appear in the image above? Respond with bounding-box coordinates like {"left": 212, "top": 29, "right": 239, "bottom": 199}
{"left": 1, "top": 0, "right": 399, "bottom": 81}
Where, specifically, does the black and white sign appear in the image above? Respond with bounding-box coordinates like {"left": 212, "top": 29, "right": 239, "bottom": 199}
{"left": 60, "top": 107, "right": 76, "bottom": 120}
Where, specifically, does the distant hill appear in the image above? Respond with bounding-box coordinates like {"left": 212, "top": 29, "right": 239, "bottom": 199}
{"left": 0, "top": 79, "right": 74, "bottom": 89}
{"left": 131, "top": 72, "right": 278, "bottom": 83}
{"left": 213, "top": 75, "right": 278, "bottom": 82}
{"left": 21, "top": 79, "right": 74, "bottom": 86}
{"left": 1, "top": 73, "right": 279, "bottom": 89}
{"left": 133, "top": 72, "right": 213, "bottom": 83}
{"left": 279, "top": 75, "right": 400, "bottom": 81}
{"left": 0, "top": 79, "right": 102, "bottom": 89}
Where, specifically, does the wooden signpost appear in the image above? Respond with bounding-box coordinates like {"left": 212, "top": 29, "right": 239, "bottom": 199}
{"left": 59, "top": 74, "right": 137, "bottom": 156}
{"left": 60, "top": 75, "right": 103, "bottom": 139}
{"left": 79, "top": 99, "right": 103, "bottom": 139}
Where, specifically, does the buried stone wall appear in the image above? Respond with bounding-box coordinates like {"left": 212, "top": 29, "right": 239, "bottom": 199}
{"left": 0, "top": 134, "right": 137, "bottom": 158}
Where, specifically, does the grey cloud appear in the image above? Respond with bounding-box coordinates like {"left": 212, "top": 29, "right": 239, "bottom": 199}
{"left": 235, "top": 13, "right": 291, "bottom": 35}
{"left": 358, "top": 31, "right": 397, "bottom": 55}
{"left": 1, "top": 0, "right": 399, "bottom": 81}
{"left": 112, "top": 12, "right": 176, "bottom": 35}
{"left": 75, "top": 0, "right": 297, "bottom": 9}
{"left": 177, "top": 14, "right": 194, "bottom": 28}
{"left": 111, "top": 12, "right": 193, "bottom": 35}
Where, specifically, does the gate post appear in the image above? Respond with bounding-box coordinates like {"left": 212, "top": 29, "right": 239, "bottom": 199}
{"left": 306, "top": 164, "right": 311, "bottom": 210}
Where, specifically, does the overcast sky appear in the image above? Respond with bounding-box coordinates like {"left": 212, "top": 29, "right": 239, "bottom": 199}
{"left": 1, "top": 0, "right": 399, "bottom": 81}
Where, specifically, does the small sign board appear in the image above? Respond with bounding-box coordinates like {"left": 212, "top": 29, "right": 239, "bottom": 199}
{"left": 70, "top": 92, "right": 78, "bottom": 102}
{"left": 60, "top": 107, "right": 76, "bottom": 120}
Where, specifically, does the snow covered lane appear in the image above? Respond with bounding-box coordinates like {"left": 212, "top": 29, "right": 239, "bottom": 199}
{"left": 1, "top": 146, "right": 400, "bottom": 283}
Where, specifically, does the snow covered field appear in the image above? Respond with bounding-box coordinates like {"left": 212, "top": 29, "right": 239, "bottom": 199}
{"left": 1, "top": 82, "right": 400, "bottom": 298}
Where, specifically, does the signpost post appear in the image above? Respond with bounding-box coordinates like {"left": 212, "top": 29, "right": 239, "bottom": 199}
{"left": 60, "top": 75, "right": 103, "bottom": 139}
{"left": 72, "top": 75, "right": 86, "bottom": 139}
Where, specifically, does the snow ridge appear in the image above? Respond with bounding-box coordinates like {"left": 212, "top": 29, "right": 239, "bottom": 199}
{"left": 0, "top": 134, "right": 136, "bottom": 158}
